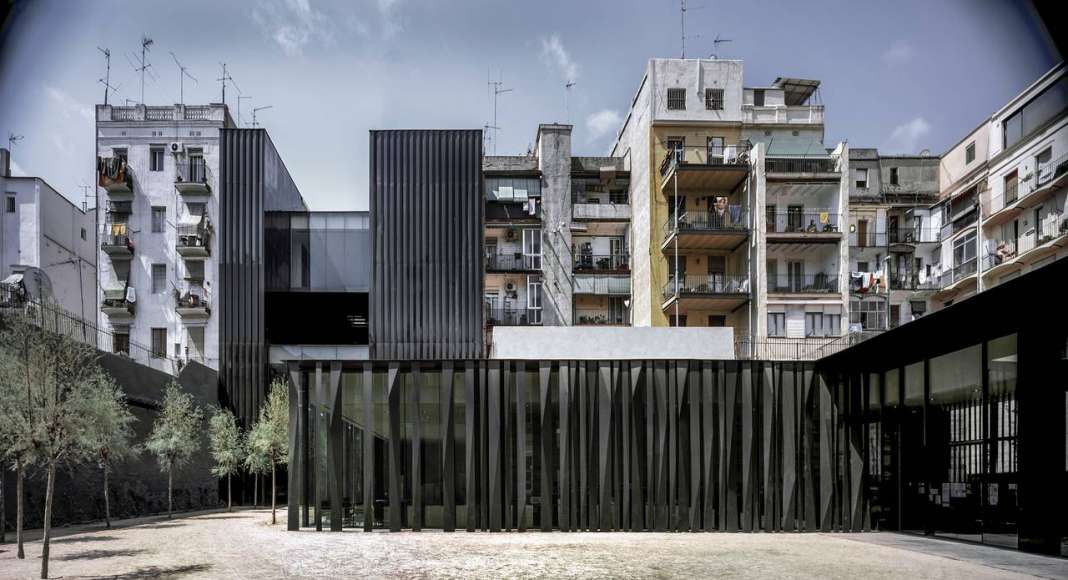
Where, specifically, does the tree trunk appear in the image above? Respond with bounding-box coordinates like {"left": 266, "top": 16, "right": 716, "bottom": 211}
{"left": 1, "top": 461, "right": 6, "bottom": 543}
{"left": 41, "top": 462, "right": 56, "bottom": 579}
{"left": 227, "top": 473, "right": 232, "bottom": 512}
{"left": 16, "top": 461, "right": 24, "bottom": 559}
{"left": 103, "top": 463, "right": 111, "bottom": 529}
{"left": 271, "top": 462, "right": 277, "bottom": 525}
{"left": 167, "top": 464, "right": 174, "bottom": 519}
{"left": 253, "top": 475, "right": 258, "bottom": 508}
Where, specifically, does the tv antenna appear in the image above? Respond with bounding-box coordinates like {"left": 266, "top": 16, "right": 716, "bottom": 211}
{"left": 238, "top": 95, "right": 252, "bottom": 127}
{"left": 132, "top": 35, "right": 154, "bottom": 104}
{"left": 217, "top": 63, "right": 240, "bottom": 108}
{"left": 482, "top": 123, "right": 499, "bottom": 152}
{"left": 97, "top": 47, "right": 120, "bottom": 105}
{"left": 252, "top": 105, "right": 272, "bottom": 127}
{"left": 7, "top": 133, "right": 23, "bottom": 151}
{"left": 680, "top": 0, "right": 703, "bottom": 59}
{"left": 488, "top": 73, "right": 512, "bottom": 154}
{"left": 565, "top": 80, "right": 576, "bottom": 123}
{"left": 78, "top": 184, "right": 92, "bottom": 211}
{"left": 169, "top": 52, "right": 198, "bottom": 105}
{"left": 709, "top": 34, "right": 733, "bottom": 59}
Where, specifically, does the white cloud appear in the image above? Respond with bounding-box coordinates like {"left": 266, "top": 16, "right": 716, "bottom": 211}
{"left": 585, "top": 109, "right": 622, "bottom": 143}
{"left": 540, "top": 35, "right": 579, "bottom": 81}
{"left": 253, "top": 0, "right": 334, "bottom": 56}
{"left": 885, "top": 117, "right": 931, "bottom": 154}
{"left": 882, "top": 40, "right": 914, "bottom": 65}
{"left": 44, "top": 85, "right": 92, "bottom": 122}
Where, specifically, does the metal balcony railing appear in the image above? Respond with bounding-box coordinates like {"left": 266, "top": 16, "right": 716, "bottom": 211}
{"left": 888, "top": 274, "right": 940, "bottom": 291}
{"left": 175, "top": 292, "right": 210, "bottom": 311}
{"left": 939, "top": 258, "right": 977, "bottom": 288}
{"left": 485, "top": 306, "right": 541, "bottom": 326}
{"left": 766, "top": 210, "right": 841, "bottom": 234}
{"left": 572, "top": 191, "right": 629, "bottom": 205}
{"left": 848, "top": 232, "right": 887, "bottom": 247}
{"left": 765, "top": 157, "right": 837, "bottom": 174}
{"left": 767, "top": 274, "right": 839, "bottom": 294}
{"left": 573, "top": 253, "right": 630, "bottom": 272}
{"left": 1031, "top": 151, "right": 1068, "bottom": 191}
{"left": 659, "top": 142, "right": 751, "bottom": 177}
{"left": 664, "top": 209, "right": 749, "bottom": 238}
{"left": 175, "top": 160, "right": 211, "bottom": 186}
{"left": 888, "top": 228, "right": 941, "bottom": 244}
{"left": 176, "top": 223, "right": 212, "bottom": 249}
{"left": 485, "top": 252, "right": 540, "bottom": 271}
{"left": 663, "top": 274, "right": 749, "bottom": 302}
{"left": 573, "top": 308, "right": 629, "bottom": 326}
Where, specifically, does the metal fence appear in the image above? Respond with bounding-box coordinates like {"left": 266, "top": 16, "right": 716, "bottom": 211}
{"left": 734, "top": 331, "right": 880, "bottom": 361}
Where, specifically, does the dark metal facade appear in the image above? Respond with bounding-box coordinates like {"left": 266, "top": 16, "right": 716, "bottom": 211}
{"left": 369, "top": 130, "right": 483, "bottom": 360}
{"left": 219, "top": 128, "right": 306, "bottom": 424}
{"left": 288, "top": 359, "right": 868, "bottom": 533}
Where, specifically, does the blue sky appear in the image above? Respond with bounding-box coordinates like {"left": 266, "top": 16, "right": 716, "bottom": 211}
{"left": 0, "top": 0, "right": 1059, "bottom": 210}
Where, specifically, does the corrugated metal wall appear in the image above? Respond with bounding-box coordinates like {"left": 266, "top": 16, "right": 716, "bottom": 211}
{"left": 219, "top": 128, "right": 306, "bottom": 424}
{"left": 369, "top": 130, "right": 483, "bottom": 359}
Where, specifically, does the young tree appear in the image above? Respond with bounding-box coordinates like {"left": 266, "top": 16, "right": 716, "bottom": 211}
{"left": 246, "top": 378, "right": 289, "bottom": 524}
{"left": 208, "top": 408, "right": 243, "bottom": 511}
{"left": 243, "top": 428, "right": 269, "bottom": 507}
{"left": 145, "top": 382, "right": 204, "bottom": 520}
{"left": 24, "top": 330, "right": 115, "bottom": 579}
{"left": 82, "top": 383, "right": 138, "bottom": 529}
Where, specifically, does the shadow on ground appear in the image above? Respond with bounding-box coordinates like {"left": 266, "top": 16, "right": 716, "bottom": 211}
{"left": 55, "top": 548, "right": 148, "bottom": 561}
{"left": 67, "top": 563, "right": 213, "bottom": 579}
{"left": 132, "top": 521, "right": 185, "bottom": 530}
{"left": 52, "top": 535, "right": 121, "bottom": 544}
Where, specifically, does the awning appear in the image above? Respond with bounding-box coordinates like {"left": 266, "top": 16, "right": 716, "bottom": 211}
{"left": 178, "top": 213, "right": 204, "bottom": 227}
{"left": 1, "top": 273, "right": 23, "bottom": 286}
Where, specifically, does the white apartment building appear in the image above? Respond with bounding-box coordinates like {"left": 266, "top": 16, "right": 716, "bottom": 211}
{"left": 0, "top": 148, "right": 97, "bottom": 320}
{"left": 96, "top": 103, "right": 233, "bottom": 369}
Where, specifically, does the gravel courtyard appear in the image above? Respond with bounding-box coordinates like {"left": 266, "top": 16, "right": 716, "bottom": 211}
{"left": 1, "top": 508, "right": 1063, "bottom": 579}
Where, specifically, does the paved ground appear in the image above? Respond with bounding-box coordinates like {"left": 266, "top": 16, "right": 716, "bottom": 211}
{"left": 1, "top": 508, "right": 1064, "bottom": 579}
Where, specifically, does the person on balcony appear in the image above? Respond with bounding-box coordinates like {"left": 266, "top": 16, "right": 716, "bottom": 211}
{"left": 711, "top": 196, "right": 731, "bottom": 228}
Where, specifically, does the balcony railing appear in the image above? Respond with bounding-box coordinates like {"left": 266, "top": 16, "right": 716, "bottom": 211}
{"left": 663, "top": 274, "right": 749, "bottom": 302}
{"left": 573, "top": 276, "right": 630, "bottom": 295}
{"left": 485, "top": 306, "right": 541, "bottom": 326}
{"left": 101, "top": 289, "right": 135, "bottom": 316}
{"left": 664, "top": 208, "right": 749, "bottom": 238}
{"left": 848, "top": 232, "right": 887, "bottom": 247}
{"left": 101, "top": 223, "right": 134, "bottom": 255}
{"left": 1031, "top": 151, "right": 1068, "bottom": 192}
{"left": 767, "top": 274, "right": 839, "bottom": 294}
{"left": 175, "top": 160, "right": 212, "bottom": 194}
{"left": 573, "top": 253, "right": 630, "bottom": 273}
{"left": 485, "top": 252, "right": 540, "bottom": 271}
{"left": 741, "top": 104, "right": 825, "bottom": 125}
{"left": 888, "top": 274, "right": 940, "bottom": 291}
{"left": 765, "top": 157, "right": 837, "bottom": 174}
{"left": 1013, "top": 213, "right": 1066, "bottom": 256}
{"left": 888, "top": 228, "right": 941, "bottom": 244}
{"left": 574, "top": 308, "right": 629, "bottom": 326}
{"left": 939, "top": 258, "right": 977, "bottom": 288}
{"left": 572, "top": 192, "right": 629, "bottom": 205}
{"left": 175, "top": 292, "right": 210, "bottom": 317}
{"left": 176, "top": 223, "right": 212, "bottom": 254}
{"left": 766, "top": 210, "right": 841, "bottom": 234}
{"left": 659, "top": 142, "right": 751, "bottom": 177}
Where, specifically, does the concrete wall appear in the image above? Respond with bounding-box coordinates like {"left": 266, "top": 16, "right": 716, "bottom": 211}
{"left": 535, "top": 125, "right": 573, "bottom": 326}
{"left": 490, "top": 326, "right": 734, "bottom": 359}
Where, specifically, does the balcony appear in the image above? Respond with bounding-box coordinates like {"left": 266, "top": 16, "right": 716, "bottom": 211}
{"left": 764, "top": 156, "right": 838, "bottom": 179}
{"left": 984, "top": 214, "right": 1068, "bottom": 277}
{"left": 887, "top": 228, "right": 940, "bottom": 251}
{"left": 100, "top": 228, "right": 134, "bottom": 258}
{"left": 848, "top": 231, "right": 887, "bottom": 249}
{"left": 888, "top": 273, "right": 940, "bottom": 292}
{"left": 984, "top": 152, "right": 1068, "bottom": 228}
{"left": 573, "top": 253, "right": 630, "bottom": 274}
{"left": 486, "top": 306, "right": 541, "bottom": 326}
{"left": 661, "top": 273, "right": 749, "bottom": 311}
{"left": 97, "top": 157, "right": 133, "bottom": 198}
{"left": 662, "top": 209, "right": 749, "bottom": 251}
{"left": 175, "top": 161, "right": 212, "bottom": 196}
{"left": 574, "top": 308, "right": 629, "bottom": 326}
{"left": 485, "top": 252, "right": 539, "bottom": 273}
{"left": 574, "top": 275, "right": 630, "bottom": 296}
{"left": 100, "top": 289, "right": 134, "bottom": 319}
{"left": 176, "top": 222, "right": 212, "bottom": 259}
{"left": 572, "top": 193, "right": 631, "bottom": 222}
{"left": 766, "top": 210, "right": 842, "bottom": 243}
{"left": 767, "top": 273, "right": 839, "bottom": 295}
{"left": 741, "top": 104, "right": 824, "bottom": 125}
{"left": 486, "top": 201, "right": 541, "bottom": 224}
{"left": 175, "top": 292, "right": 210, "bottom": 320}
{"left": 932, "top": 258, "right": 978, "bottom": 300}
{"left": 658, "top": 143, "right": 750, "bottom": 193}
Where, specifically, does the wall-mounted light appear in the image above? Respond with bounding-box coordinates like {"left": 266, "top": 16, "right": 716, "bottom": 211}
{"left": 849, "top": 224, "right": 856, "bottom": 233}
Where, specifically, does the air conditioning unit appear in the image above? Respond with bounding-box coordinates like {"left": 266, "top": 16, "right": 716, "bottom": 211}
{"left": 506, "top": 228, "right": 516, "bottom": 241}
{"left": 170, "top": 142, "right": 184, "bottom": 154}
{"left": 505, "top": 281, "right": 516, "bottom": 292}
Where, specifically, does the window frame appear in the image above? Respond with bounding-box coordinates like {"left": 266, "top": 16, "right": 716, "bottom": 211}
{"left": 965, "top": 142, "right": 976, "bottom": 164}
{"left": 5, "top": 195, "right": 14, "bottom": 213}
{"left": 150, "top": 328, "right": 167, "bottom": 359}
{"left": 854, "top": 167, "right": 869, "bottom": 189}
{"left": 704, "top": 88, "right": 724, "bottom": 110}
{"left": 151, "top": 263, "right": 167, "bottom": 294}
{"left": 149, "top": 147, "right": 165, "bottom": 172}
{"left": 666, "top": 88, "right": 687, "bottom": 111}
{"left": 889, "top": 167, "right": 899, "bottom": 186}
{"left": 151, "top": 206, "right": 166, "bottom": 233}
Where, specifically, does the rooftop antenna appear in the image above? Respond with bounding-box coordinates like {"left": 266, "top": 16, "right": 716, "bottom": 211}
{"left": 217, "top": 63, "right": 240, "bottom": 108}
{"left": 238, "top": 95, "right": 252, "bottom": 127}
{"left": 252, "top": 105, "right": 273, "bottom": 127}
{"left": 709, "top": 34, "right": 733, "bottom": 59}
{"left": 680, "top": 0, "right": 703, "bottom": 59}
{"left": 565, "top": 80, "right": 576, "bottom": 123}
{"left": 135, "top": 35, "right": 154, "bottom": 104}
{"left": 482, "top": 123, "right": 499, "bottom": 152}
{"left": 7, "top": 133, "right": 23, "bottom": 151}
{"left": 97, "top": 47, "right": 119, "bottom": 105}
{"left": 78, "top": 184, "right": 91, "bottom": 212}
{"left": 169, "top": 51, "right": 197, "bottom": 106}
{"left": 488, "top": 73, "right": 512, "bottom": 155}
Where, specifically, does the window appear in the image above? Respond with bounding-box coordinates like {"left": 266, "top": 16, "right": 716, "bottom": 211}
{"left": 150, "top": 147, "right": 164, "bottom": 171}
{"left": 965, "top": 142, "right": 975, "bottom": 164}
{"left": 704, "top": 88, "right": 724, "bottom": 110}
{"left": 854, "top": 167, "right": 869, "bottom": 189}
{"left": 667, "top": 88, "right": 686, "bottom": 110}
{"left": 80, "top": 228, "right": 86, "bottom": 240}
{"left": 152, "top": 264, "right": 166, "bottom": 294}
{"left": 953, "top": 230, "right": 977, "bottom": 268}
{"left": 666, "top": 137, "right": 684, "bottom": 161}
{"left": 808, "top": 312, "right": 842, "bottom": 336}
{"left": 522, "top": 228, "right": 542, "bottom": 270}
{"left": 889, "top": 167, "right": 899, "bottom": 186}
{"left": 767, "top": 312, "right": 785, "bottom": 337}
{"left": 150, "top": 328, "right": 167, "bottom": 358}
{"left": 850, "top": 299, "right": 886, "bottom": 331}
{"left": 707, "top": 136, "right": 724, "bottom": 162}
{"left": 670, "top": 314, "right": 688, "bottom": 327}
{"left": 5, "top": 195, "right": 14, "bottom": 213}
{"left": 753, "top": 89, "right": 765, "bottom": 107}
{"left": 113, "top": 332, "right": 130, "bottom": 355}
{"left": 527, "top": 275, "right": 542, "bottom": 325}
{"left": 1035, "top": 147, "right": 1053, "bottom": 184}
{"left": 708, "top": 315, "right": 726, "bottom": 327}
{"left": 152, "top": 206, "right": 166, "bottom": 233}
{"left": 1001, "top": 75, "right": 1068, "bottom": 149}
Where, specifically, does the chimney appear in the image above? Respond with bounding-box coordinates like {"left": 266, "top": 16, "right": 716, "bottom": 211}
{"left": 0, "top": 147, "right": 9, "bottom": 177}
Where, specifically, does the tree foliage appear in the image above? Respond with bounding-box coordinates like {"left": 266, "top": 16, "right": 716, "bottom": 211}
{"left": 145, "top": 382, "right": 204, "bottom": 474}
{"left": 208, "top": 408, "right": 243, "bottom": 479}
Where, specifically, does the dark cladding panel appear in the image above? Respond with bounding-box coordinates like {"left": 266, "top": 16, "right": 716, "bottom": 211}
{"left": 369, "top": 130, "right": 483, "bottom": 360}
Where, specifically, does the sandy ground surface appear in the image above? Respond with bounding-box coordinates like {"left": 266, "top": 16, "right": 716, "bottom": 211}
{"left": 0, "top": 508, "right": 1063, "bottom": 579}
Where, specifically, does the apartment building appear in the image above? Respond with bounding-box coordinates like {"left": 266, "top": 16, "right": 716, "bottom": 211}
{"left": 611, "top": 59, "right": 848, "bottom": 357}
{"left": 847, "top": 149, "right": 940, "bottom": 330}
{"left": 483, "top": 124, "right": 631, "bottom": 330}
{"left": 931, "top": 62, "right": 1068, "bottom": 311}
{"left": 0, "top": 148, "right": 98, "bottom": 320}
